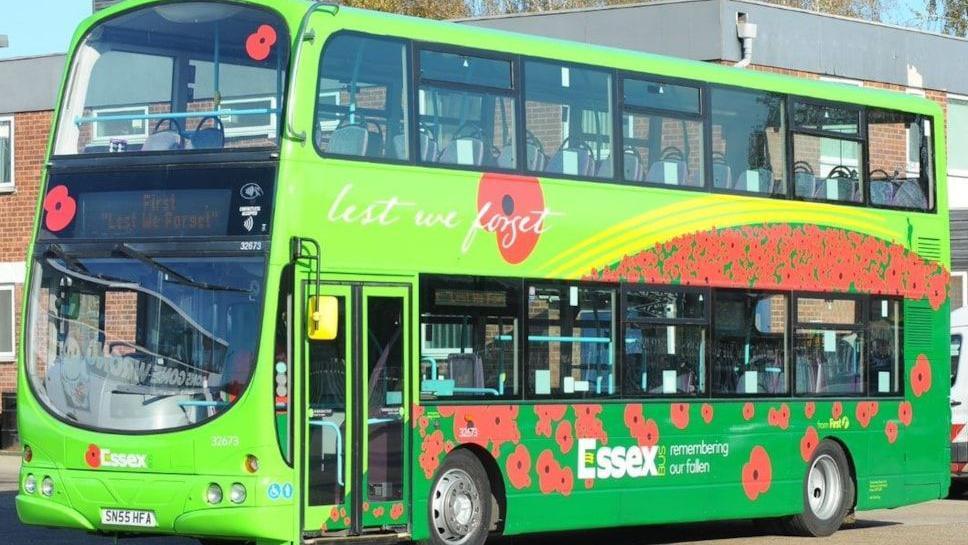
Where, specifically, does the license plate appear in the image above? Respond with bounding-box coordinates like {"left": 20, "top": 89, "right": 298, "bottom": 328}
{"left": 100, "top": 508, "right": 157, "bottom": 527}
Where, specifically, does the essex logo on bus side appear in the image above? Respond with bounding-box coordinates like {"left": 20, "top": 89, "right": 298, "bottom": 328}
{"left": 85, "top": 444, "right": 148, "bottom": 469}
{"left": 577, "top": 438, "right": 662, "bottom": 480}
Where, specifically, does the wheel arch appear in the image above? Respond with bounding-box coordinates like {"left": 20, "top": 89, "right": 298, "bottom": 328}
{"left": 449, "top": 444, "right": 507, "bottom": 533}
{"left": 821, "top": 434, "right": 859, "bottom": 510}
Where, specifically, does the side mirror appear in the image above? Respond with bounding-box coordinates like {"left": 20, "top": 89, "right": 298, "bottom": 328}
{"left": 307, "top": 295, "right": 338, "bottom": 341}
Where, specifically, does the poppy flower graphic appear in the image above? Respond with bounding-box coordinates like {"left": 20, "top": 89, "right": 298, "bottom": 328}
{"left": 885, "top": 421, "right": 899, "bottom": 444}
{"left": 556, "top": 466, "right": 575, "bottom": 496}
{"left": 555, "top": 420, "right": 574, "bottom": 454}
{"left": 831, "top": 401, "right": 843, "bottom": 420}
{"left": 535, "top": 404, "right": 567, "bottom": 437}
{"left": 742, "top": 402, "right": 755, "bottom": 421}
{"left": 573, "top": 404, "right": 608, "bottom": 443}
{"left": 800, "top": 426, "right": 819, "bottom": 462}
{"left": 911, "top": 354, "right": 932, "bottom": 398}
{"left": 741, "top": 446, "right": 773, "bottom": 501}
{"left": 362, "top": 501, "right": 369, "bottom": 512}
{"left": 701, "top": 403, "right": 714, "bottom": 424}
{"left": 329, "top": 507, "right": 340, "bottom": 522}
{"left": 670, "top": 403, "right": 690, "bottom": 430}
{"left": 245, "top": 24, "right": 277, "bottom": 61}
{"left": 85, "top": 444, "right": 101, "bottom": 469}
{"left": 418, "top": 430, "right": 446, "bottom": 479}
{"left": 804, "top": 401, "right": 816, "bottom": 420}
{"left": 856, "top": 401, "right": 875, "bottom": 429}
{"left": 536, "top": 450, "right": 560, "bottom": 495}
{"left": 477, "top": 173, "right": 546, "bottom": 264}
{"left": 390, "top": 503, "right": 404, "bottom": 520}
{"left": 506, "top": 444, "right": 532, "bottom": 489}
{"left": 624, "top": 403, "right": 659, "bottom": 446}
{"left": 44, "top": 185, "right": 77, "bottom": 232}
{"left": 372, "top": 506, "right": 384, "bottom": 518}
{"left": 898, "top": 401, "right": 913, "bottom": 426}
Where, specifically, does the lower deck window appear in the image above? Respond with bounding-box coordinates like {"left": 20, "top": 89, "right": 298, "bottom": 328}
{"left": 712, "top": 291, "right": 788, "bottom": 395}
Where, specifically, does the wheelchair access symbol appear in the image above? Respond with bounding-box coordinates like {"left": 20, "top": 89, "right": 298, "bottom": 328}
{"left": 267, "top": 482, "right": 294, "bottom": 501}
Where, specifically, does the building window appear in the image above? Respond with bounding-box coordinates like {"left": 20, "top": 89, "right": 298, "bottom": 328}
{"left": 92, "top": 105, "right": 149, "bottom": 144}
{"left": 952, "top": 272, "right": 967, "bottom": 310}
{"left": 623, "top": 287, "right": 708, "bottom": 396}
{"left": 0, "top": 117, "right": 13, "bottom": 191}
{"left": 711, "top": 290, "right": 788, "bottom": 395}
{"left": 948, "top": 96, "right": 968, "bottom": 178}
{"left": 0, "top": 285, "right": 13, "bottom": 361}
{"left": 220, "top": 96, "right": 277, "bottom": 139}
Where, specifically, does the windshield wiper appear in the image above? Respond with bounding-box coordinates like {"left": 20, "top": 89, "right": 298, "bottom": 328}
{"left": 115, "top": 243, "right": 250, "bottom": 294}
{"left": 46, "top": 243, "right": 90, "bottom": 274}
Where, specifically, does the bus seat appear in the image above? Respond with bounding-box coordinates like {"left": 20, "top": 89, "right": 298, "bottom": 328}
{"left": 869, "top": 179, "right": 896, "bottom": 206}
{"left": 733, "top": 169, "right": 772, "bottom": 193}
{"left": 794, "top": 172, "right": 817, "bottom": 199}
{"left": 644, "top": 160, "right": 687, "bottom": 185}
{"left": 143, "top": 130, "right": 189, "bottom": 151}
{"left": 438, "top": 137, "right": 484, "bottom": 166}
{"left": 496, "top": 141, "right": 546, "bottom": 171}
{"left": 497, "top": 145, "right": 515, "bottom": 169}
{"left": 712, "top": 163, "right": 732, "bottom": 189}
{"left": 447, "top": 353, "right": 485, "bottom": 390}
{"left": 596, "top": 159, "right": 613, "bottom": 178}
{"left": 891, "top": 180, "right": 928, "bottom": 209}
{"left": 365, "top": 130, "right": 384, "bottom": 157}
{"left": 546, "top": 148, "right": 593, "bottom": 177}
{"left": 814, "top": 177, "right": 856, "bottom": 202}
{"left": 623, "top": 150, "right": 643, "bottom": 182}
{"left": 326, "top": 124, "right": 369, "bottom": 156}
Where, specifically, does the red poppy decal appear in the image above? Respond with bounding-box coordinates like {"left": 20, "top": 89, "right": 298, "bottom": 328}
{"left": 885, "top": 420, "right": 899, "bottom": 444}
{"left": 670, "top": 403, "right": 690, "bottom": 430}
{"left": 855, "top": 401, "right": 879, "bottom": 429}
{"left": 741, "top": 446, "right": 773, "bottom": 501}
{"left": 477, "top": 173, "right": 546, "bottom": 264}
{"left": 438, "top": 405, "right": 521, "bottom": 456}
{"left": 804, "top": 401, "right": 816, "bottom": 420}
{"left": 800, "top": 426, "right": 819, "bottom": 462}
{"left": 767, "top": 404, "right": 790, "bottom": 430}
{"left": 584, "top": 224, "right": 949, "bottom": 310}
{"left": 701, "top": 403, "right": 714, "bottom": 424}
{"left": 911, "top": 354, "right": 932, "bottom": 398}
{"left": 535, "top": 404, "right": 567, "bottom": 437}
{"left": 371, "top": 506, "right": 384, "bottom": 518}
{"left": 742, "top": 402, "right": 755, "bottom": 421}
{"left": 329, "top": 507, "right": 340, "bottom": 522}
{"left": 418, "top": 430, "right": 446, "bottom": 479}
{"left": 362, "top": 501, "right": 370, "bottom": 512}
{"left": 506, "top": 444, "right": 532, "bottom": 490}
{"left": 44, "top": 185, "right": 77, "bottom": 232}
{"left": 898, "top": 401, "right": 913, "bottom": 426}
{"left": 536, "top": 449, "right": 573, "bottom": 496}
{"left": 245, "top": 24, "right": 277, "bottom": 62}
{"left": 831, "top": 401, "right": 843, "bottom": 420}
{"left": 573, "top": 404, "right": 608, "bottom": 443}
{"left": 85, "top": 444, "right": 101, "bottom": 469}
{"left": 555, "top": 420, "right": 574, "bottom": 454}
{"left": 390, "top": 503, "right": 404, "bottom": 520}
{"left": 412, "top": 405, "right": 429, "bottom": 437}
{"left": 624, "top": 404, "right": 659, "bottom": 447}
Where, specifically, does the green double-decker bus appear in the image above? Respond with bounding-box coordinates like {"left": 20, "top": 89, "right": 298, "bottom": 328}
{"left": 17, "top": 1, "right": 951, "bottom": 544}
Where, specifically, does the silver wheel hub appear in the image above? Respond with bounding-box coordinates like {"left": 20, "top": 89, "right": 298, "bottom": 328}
{"left": 807, "top": 454, "right": 843, "bottom": 521}
{"left": 432, "top": 468, "right": 483, "bottom": 545}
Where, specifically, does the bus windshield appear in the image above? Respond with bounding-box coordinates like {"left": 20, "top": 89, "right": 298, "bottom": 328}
{"left": 26, "top": 249, "right": 266, "bottom": 432}
{"left": 54, "top": 2, "right": 289, "bottom": 155}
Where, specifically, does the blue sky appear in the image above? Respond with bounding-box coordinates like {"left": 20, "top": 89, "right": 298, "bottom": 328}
{"left": 0, "top": 1, "right": 91, "bottom": 59}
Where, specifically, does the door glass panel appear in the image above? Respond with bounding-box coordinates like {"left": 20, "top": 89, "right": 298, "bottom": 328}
{"left": 308, "top": 296, "right": 347, "bottom": 507}
{"left": 366, "top": 296, "right": 404, "bottom": 502}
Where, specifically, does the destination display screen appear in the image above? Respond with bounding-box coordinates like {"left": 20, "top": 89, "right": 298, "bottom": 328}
{"left": 39, "top": 164, "right": 275, "bottom": 240}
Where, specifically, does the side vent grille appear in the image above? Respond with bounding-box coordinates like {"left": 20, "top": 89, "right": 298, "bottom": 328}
{"left": 916, "top": 236, "right": 942, "bottom": 262}
{"left": 905, "top": 300, "right": 933, "bottom": 352}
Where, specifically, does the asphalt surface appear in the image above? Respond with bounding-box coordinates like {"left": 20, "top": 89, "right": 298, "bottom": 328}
{"left": 1, "top": 453, "right": 965, "bottom": 545}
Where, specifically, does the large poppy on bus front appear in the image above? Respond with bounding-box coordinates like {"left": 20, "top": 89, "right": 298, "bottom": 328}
{"left": 43, "top": 185, "right": 77, "bottom": 232}
{"left": 477, "top": 173, "right": 546, "bottom": 264}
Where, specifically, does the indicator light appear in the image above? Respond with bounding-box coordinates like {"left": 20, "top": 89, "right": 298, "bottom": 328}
{"left": 23, "top": 446, "right": 32, "bottom": 463}
{"left": 244, "top": 454, "right": 259, "bottom": 473}
{"left": 206, "top": 483, "right": 223, "bottom": 504}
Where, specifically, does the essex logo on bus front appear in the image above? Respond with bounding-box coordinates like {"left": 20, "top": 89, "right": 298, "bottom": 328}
{"left": 84, "top": 444, "right": 148, "bottom": 470}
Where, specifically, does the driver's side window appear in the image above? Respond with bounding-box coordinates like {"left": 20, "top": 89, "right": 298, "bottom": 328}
{"left": 524, "top": 60, "right": 613, "bottom": 179}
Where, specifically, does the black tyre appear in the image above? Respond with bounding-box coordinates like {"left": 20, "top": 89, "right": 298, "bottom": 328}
{"left": 428, "top": 449, "right": 492, "bottom": 545}
{"left": 784, "top": 440, "right": 855, "bottom": 537}
{"left": 949, "top": 480, "right": 968, "bottom": 498}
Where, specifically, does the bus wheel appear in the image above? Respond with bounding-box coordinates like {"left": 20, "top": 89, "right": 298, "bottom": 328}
{"left": 429, "top": 449, "right": 492, "bottom": 545}
{"left": 785, "top": 440, "right": 855, "bottom": 537}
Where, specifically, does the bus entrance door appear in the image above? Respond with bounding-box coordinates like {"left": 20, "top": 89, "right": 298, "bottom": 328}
{"left": 301, "top": 283, "right": 409, "bottom": 538}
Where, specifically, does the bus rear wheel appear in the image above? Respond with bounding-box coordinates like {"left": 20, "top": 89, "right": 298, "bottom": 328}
{"left": 784, "top": 440, "right": 855, "bottom": 537}
{"left": 428, "top": 449, "right": 492, "bottom": 545}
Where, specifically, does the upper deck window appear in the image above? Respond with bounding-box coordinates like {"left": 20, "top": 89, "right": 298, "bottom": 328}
{"left": 54, "top": 2, "right": 290, "bottom": 156}
{"left": 710, "top": 88, "right": 786, "bottom": 196}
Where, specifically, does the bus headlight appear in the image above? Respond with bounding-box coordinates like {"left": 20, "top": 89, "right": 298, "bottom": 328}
{"left": 206, "top": 483, "right": 223, "bottom": 504}
{"left": 229, "top": 483, "right": 246, "bottom": 504}
{"left": 23, "top": 474, "right": 36, "bottom": 494}
{"left": 41, "top": 476, "right": 54, "bottom": 497}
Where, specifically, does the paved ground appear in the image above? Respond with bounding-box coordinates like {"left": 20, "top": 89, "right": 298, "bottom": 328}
{"left": 1, "top": 453, "right": 965, "bottom": 545}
